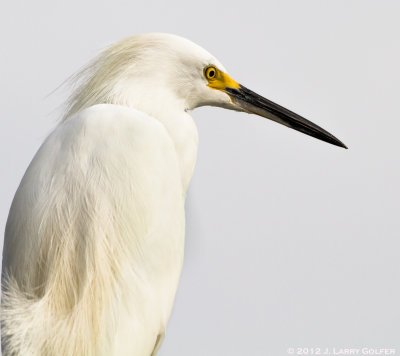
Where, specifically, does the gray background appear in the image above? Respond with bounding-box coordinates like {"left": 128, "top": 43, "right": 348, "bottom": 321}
{"left": 1, "top": 1, "right": 399, "bottom": 355}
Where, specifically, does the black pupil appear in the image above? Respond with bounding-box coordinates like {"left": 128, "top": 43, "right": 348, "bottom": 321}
{"left": 209, "top": 69, "right": 215, "bottom": 77}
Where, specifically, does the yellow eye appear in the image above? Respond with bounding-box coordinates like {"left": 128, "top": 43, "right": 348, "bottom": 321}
{"left": 205, "top": 66, "right": 217, "bottom": 80}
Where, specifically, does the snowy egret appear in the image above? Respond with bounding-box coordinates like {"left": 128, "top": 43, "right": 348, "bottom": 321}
{"left": 1, "top": 33, "right": 346, "bottom": 356}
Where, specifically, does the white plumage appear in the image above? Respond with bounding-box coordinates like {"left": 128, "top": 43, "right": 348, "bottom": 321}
{"left": 1, "top": 33, "right": 346, "bottom": 356}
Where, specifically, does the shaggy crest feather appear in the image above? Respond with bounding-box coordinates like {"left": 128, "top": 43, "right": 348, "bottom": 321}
{"left": 64, "top": 35, "right": 147, "bottom": 120}
{"left": 63, "top": 33, "right": 220, "bottom": 121}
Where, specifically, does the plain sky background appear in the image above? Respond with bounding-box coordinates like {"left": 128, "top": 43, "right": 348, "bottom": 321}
{"left": 1, "top": 1, "right": 399, "bottom": 355}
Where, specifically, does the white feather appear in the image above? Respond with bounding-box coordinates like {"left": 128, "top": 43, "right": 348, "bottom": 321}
{"left": 1, "top": 33, "right": 235, "bottom": 355}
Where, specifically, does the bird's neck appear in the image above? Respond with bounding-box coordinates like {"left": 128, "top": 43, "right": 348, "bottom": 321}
{"left": 117, "top": 84, "right": 199, "bottom": 192}
{"left": 156, "top": 110, "right": 199, "bottom": 193}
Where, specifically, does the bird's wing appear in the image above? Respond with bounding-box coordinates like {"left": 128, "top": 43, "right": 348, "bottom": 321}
{"left": 2, "top": 104, "right": 185, "bottom": 355}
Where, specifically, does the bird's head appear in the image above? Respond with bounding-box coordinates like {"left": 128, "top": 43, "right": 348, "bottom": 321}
{"left": 66, "top": 33, "right": 346, "bottom": 148}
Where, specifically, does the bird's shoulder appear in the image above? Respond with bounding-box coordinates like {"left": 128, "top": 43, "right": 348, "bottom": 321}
{"left": 10, "top": 103, "right": 183, "bottom": 218}
{"left": 31, "top": 103, "right": 183, "bottom": 190}
{"left": 61, "top": 103, "right": 173, "bottom": 148}
{"left": 34, "top": 103, "right": 180, "bottom": 173}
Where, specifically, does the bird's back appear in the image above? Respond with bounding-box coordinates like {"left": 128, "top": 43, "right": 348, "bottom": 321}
{"left": 1, "top": 104, "right": 186, "bottom": 356}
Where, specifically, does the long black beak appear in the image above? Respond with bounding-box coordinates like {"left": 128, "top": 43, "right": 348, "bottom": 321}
{"left": 225, "top": 85, "right": 347, "bottom": 149}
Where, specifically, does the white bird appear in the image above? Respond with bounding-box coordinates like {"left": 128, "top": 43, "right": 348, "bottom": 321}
{"left": 1, "top": 33, "right": 346, "bottom": 356}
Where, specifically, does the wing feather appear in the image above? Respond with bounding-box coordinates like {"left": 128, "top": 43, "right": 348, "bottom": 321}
{"left": 2, "top": 104, "right": 184, "bottom": 356}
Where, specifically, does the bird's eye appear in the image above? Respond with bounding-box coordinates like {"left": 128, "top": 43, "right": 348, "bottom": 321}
{"left": 205, "top": 66, "right": 217, "bottom": 80}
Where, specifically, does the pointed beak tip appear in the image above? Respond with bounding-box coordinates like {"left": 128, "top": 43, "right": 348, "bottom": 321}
{"left": 333, "top": 139, "right": 348, "bottom": 150}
